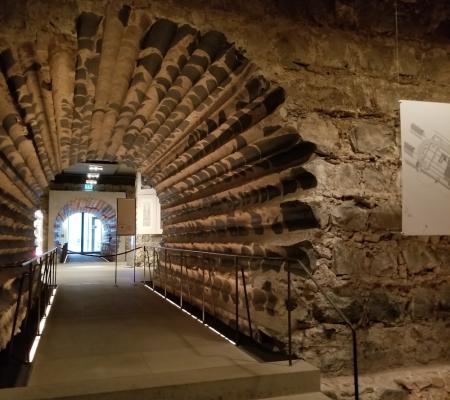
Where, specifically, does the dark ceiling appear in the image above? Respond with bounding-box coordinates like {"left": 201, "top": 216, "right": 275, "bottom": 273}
{"left": 51, "top": 162, "right": 135, "bottom": 186}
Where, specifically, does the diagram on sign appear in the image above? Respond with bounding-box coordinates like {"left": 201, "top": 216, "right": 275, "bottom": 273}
{"left": 401, "top": 100, "right": 450, "bottom": 236}
{"left": 403, "top": 123, "right": 450, "bottom": 191}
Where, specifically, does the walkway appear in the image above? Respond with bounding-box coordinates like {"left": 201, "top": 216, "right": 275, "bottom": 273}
{"left": 65, "top": 254, "right": 107, "bottom": 263}
{"left": 0, "top": 263, "right": 326, "bottom": 400}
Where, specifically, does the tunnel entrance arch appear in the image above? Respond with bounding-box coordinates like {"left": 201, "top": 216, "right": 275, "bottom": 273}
{"left": 0, "top": 4, "right": 317, "bottom": 265}
{"left": 53, "top": 198, "right": 117, "bottom": 255}
{"left": 0, "top": 3, "right": 318, "bottom": 357}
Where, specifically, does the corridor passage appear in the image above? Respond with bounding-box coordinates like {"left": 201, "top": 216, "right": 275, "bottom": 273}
{"left": 30, "top": 262, "right": 256, "bottom": 385}
{"left": 0, "top": 262, "right": 322, "bottom": 400}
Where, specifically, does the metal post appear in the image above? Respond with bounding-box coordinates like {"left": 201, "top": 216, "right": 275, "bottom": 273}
{"left": 51, "top": 251, "right": 55, "bottom": 287}
{"left": 115, "top": 232, "right": 118, "bottom": 286}
{"left": 164, "top": 249, "right": 167, "bottom": 298}
{"left": 9, "top": 273, "right": 25, "bottom": 356}
{"left": 202, "top": 257, "right": 206, "bottom": 323}
{"left": 133, "top": 234, "right": 137, "bottom": 284}
{"left": 208, "top": 257, "right": 215, "bottom": 316}
{"left": 169, "top": 253, "right": 174, "bottom": 298}
{"left": 234, "top": 256, "right": 239, "bottom": 344}
{"left": 148, "top": 248, "right": 153, "bottom": 287}
{"left": 44, "top": 254, "right": 49, "bottom": 312}
{"left": 180, "top": 253, "right": 183, "bottom": 308}
{"left": 49, "top": 252, "right": 53, "bottom": 287}
{"left": 240, "top": 265, "right": 253, "bottom": 339}
{"left": 81, "top": 212, "right": 85, "bottom": 254}
{"left": 25, "top": 263, "right": 34, "bottom": 329}
{"left": 352, "top": 329, "right": 359, "bottom": 400}
{"left": 36, "top": 259, "right": 43, "bottom": 336}
{"left": 153, "top": 248, "right": 157, "bottom": 290}
{"left": 186, "top": 254, "right": 192, "bottom": 304}
{"left": 143, "top": 246, "right": 146, "bottom": 284}
{"left": 287, "top": 261, "right": 292, "bottom": 366}
{"left": 54, "top": 249, "right": 58, "bottom": 287}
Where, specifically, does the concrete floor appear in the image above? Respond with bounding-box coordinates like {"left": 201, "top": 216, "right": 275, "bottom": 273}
{"left": 0, "top": 262, "right": 325, "bottom": 400}
{"left": 65, "top": 254, "right": 107, "bottom": 263}
{"left": 29, "top": 262, "right": 256, "bottom": 385}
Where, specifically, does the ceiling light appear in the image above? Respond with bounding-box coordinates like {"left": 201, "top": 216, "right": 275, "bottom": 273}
{"left": 87, "top": 173, "right": 100, "bottom": 179}
{"left": 89, "top": 165, "right": 103, "bottom": 171}
{"left": 86, "top": 179, "right": 97, "bottom": 185}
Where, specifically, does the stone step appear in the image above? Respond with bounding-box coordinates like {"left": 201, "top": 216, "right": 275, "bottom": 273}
{"left": 0, "top": 360, "right": 321, "bottom": 400}
{"left": 258, "top": 392, "right": 331, "bottom": 400}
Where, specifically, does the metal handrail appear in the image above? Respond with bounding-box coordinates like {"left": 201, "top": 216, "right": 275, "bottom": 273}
{"left": 22, "top": 247, "right": 58, "bottom": 267}
{"left": 143, "top": 245, "right": 359, "bottom": 400}
{"left": 5, "top": 248, "right": 58, "bottom": 365}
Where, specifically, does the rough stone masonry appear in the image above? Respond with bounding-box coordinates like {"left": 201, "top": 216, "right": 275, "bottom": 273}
{"left": 0, "top": 1, "right": 449, "bottom": 399}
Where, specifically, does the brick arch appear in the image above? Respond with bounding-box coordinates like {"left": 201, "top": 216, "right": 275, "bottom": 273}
{"left": 0, "top": 5, "right": 319, "bottom": 265}
{"left": 0, "top": 2, "right": 325, "bottom": 346}
{"left": 0, "top": 3, "right": 319, "bottom": 349}
{"left": 53, "top": 198, "right": 117, "bottom": 252}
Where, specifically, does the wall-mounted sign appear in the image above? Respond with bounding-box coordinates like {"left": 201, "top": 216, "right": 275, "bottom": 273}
{"left": 116, "top": 198, "right": 136, "bottom": 235}
{"left": 143, "top": 200, "right": 152, "bottom": 227}
{"left": 401, "top": 100, "right": 450, "bottom": 235}
{"left": 136, "top": 194, "right": 163, "bottom": 234}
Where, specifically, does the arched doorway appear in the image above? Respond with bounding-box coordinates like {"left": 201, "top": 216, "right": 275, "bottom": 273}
{"left": 53, "top": 198, "right": 117, "bottom": 256}
{"left": 62, "top": 212, "right": 104, "bottom": 253}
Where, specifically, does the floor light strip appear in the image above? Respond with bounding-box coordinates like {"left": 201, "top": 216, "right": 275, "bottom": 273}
{"left": 29, "top": 287, "right": 57, "bottom": 362}
{"left": 144, "top": 284, "right": 236, "bottom": 345}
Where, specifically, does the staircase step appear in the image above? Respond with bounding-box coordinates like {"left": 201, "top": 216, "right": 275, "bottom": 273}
{"left": 0, "top": 360, "right": 321, "bottom": 400}
{"left": 258, "top": 392, "right": 331, "bottom": 400}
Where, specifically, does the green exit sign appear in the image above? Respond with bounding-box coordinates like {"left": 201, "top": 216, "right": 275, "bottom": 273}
{"left": 84, "top": 183, "right": 94, "bottom": 191}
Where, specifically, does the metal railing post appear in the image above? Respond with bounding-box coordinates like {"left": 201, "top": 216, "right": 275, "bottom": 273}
{"left": 234, "top": 256, "right": 239, "bottom": 344}
{"left": 180, "top": 253, "right": 183, "bottom": 309}
{"left": 49, "top": 252, "right": 53, "bottom": 287}
{"left": 287, "top": 261, "right": 292, "bottom": 366}
{"left": 44, "top": 254, "right": 49, "bottom": 314}
{"left": 137, "top": 245, "right": 359, "bottom": 399}
{"left": 154, "top": 249, "right": 159, "bottom": 290}
{"left": 186, "top": 254, "right": 192, "bottom": 304}
{"left": 24, "top": 263, "right": 34, "bottom": 330}
{"left": 143, "top": 246, "right": 147, "bottom": 284}
{"left": 133, "top": 234, "right": 137, "bottom": 284}
{"left": 352, "top": 329, "right": 359, "bottom": 400}
{"left": 164, "top": 249, "right": 168, "bottom": 298}
{"left": 36, "top": 258, "right": 43, "bottom": 336}
{"left": 54, "top": 249, "right": 58, "bottom": 287}
{"left": 207, "top": 257, "right": 215, "bottom": 316}
{"left": 202, "top": 257, "right": 206, "bottom": 323}
{"left": 240, "top": 264, "right": 253, "bottom": 339}
{"left": 9, "top": 273, "right": 26, "bottom": 357}
{"left": 148, "top": 248, "right": 153, "bottom": 287}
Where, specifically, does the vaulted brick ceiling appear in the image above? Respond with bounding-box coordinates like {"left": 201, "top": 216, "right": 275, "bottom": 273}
{"left": 0, "top": 3, "right": 318, "bottom": 266}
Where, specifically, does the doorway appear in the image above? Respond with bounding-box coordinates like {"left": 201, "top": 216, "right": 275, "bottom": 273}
{"left": 62, "top": 212, "right": 104, "bottom": 254}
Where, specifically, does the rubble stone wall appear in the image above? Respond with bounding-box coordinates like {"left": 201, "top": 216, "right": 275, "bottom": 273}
{"left": 0, "top": 0, "right": 448, "bottom": 383}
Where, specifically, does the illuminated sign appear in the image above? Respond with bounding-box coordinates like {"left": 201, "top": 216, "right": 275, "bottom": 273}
{"left": 89, "top": 165, "right": 103, "bottom": 171}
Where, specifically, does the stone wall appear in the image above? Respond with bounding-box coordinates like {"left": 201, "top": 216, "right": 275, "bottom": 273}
{"left": 0, "top": 0, "right": 449, "bottom": 382}
{"left": 116, "top": 0, "right": 449, "bottom": 376}
{"left": 135, "top": 234, "right": 162, "bottom": 268}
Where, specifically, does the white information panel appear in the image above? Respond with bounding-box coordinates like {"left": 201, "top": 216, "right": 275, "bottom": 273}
{"left": 117, "top": 198, "right": 136, "bottom": 236}
{"left": 136, "top": 194, "right": 162, "bottom": 234}
{"left": 401, "top": 100, "right": 450, "bottom": 235}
